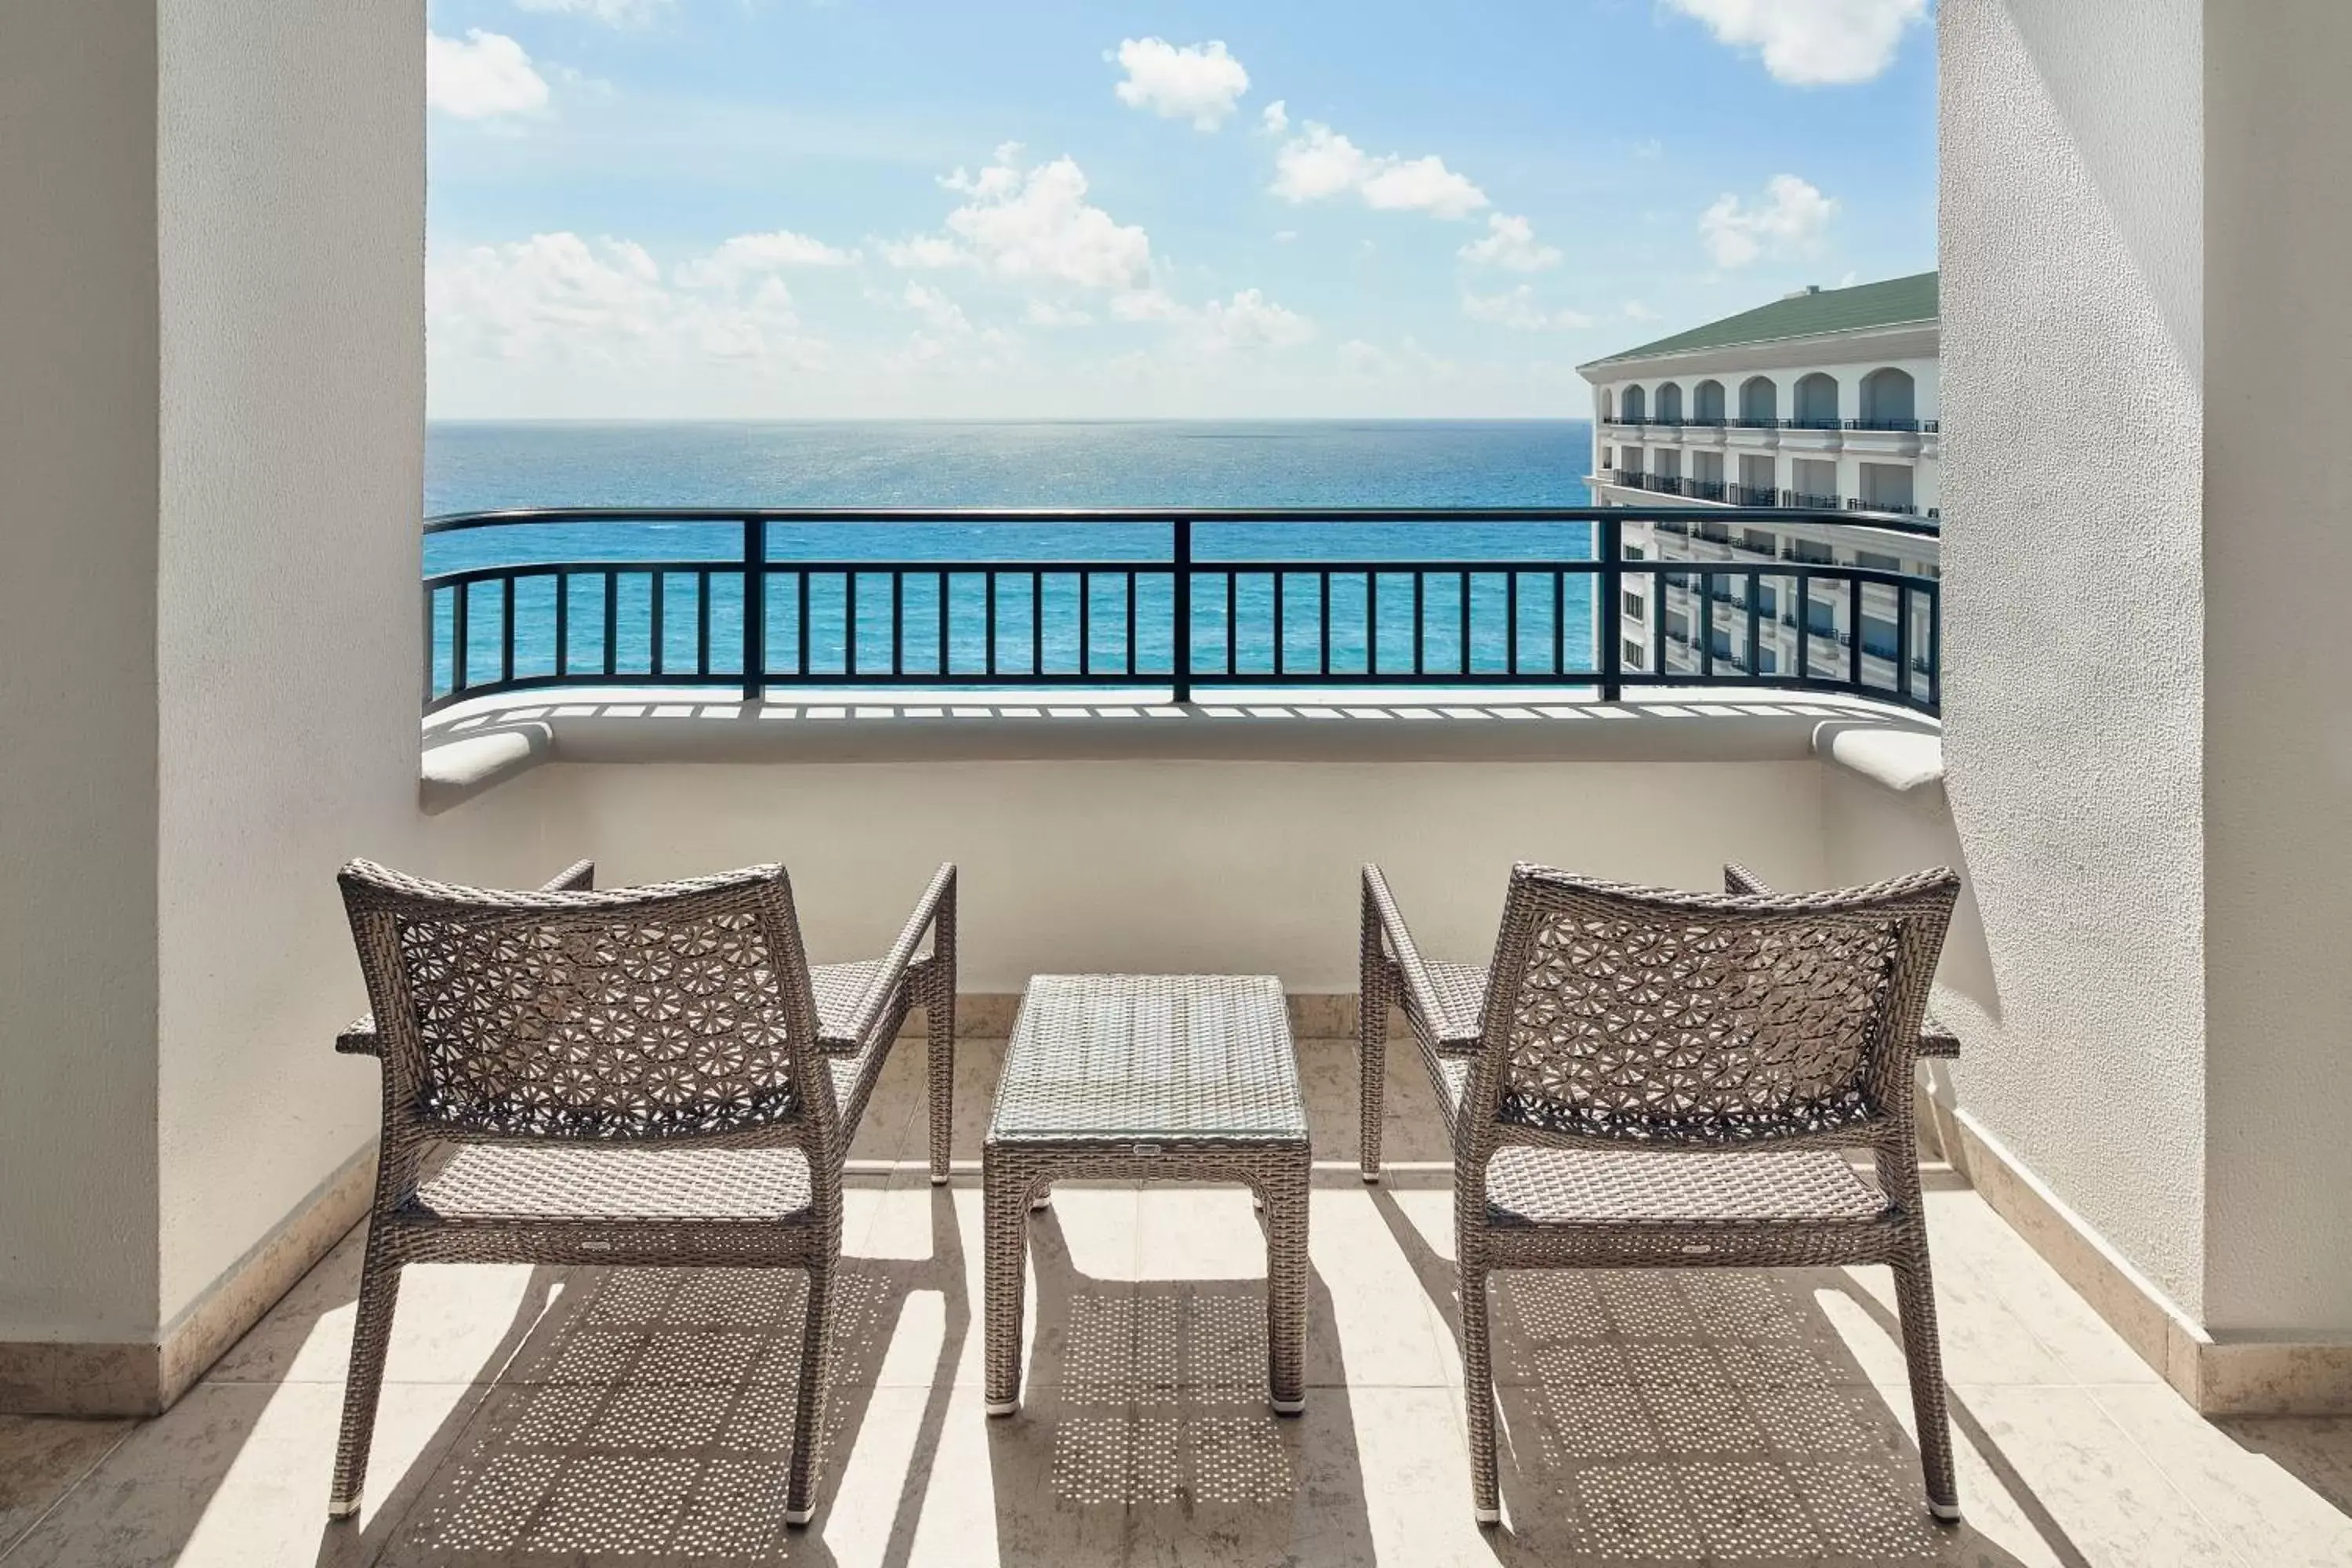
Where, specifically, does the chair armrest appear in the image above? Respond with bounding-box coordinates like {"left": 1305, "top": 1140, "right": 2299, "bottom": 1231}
{"left": 1362, "top": 863, "right": 1464, "bottom": 1047}
{"left": 1723, "top": 862, "right": 1960, "bottom": 1058}
{"left": 336, "top": 858, "right": 598, "bottom": 1056}
{"left": 822, "top": 862, "right": 956, "bottom": 1053}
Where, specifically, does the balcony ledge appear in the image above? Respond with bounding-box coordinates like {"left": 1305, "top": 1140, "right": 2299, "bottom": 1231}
{"left": 419, "top": 685, "right": 1940, "bottom": 812}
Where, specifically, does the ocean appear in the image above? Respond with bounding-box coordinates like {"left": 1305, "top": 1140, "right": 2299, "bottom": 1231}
{"left": 423, "top": 420, "right": 1601, "bottom": 694}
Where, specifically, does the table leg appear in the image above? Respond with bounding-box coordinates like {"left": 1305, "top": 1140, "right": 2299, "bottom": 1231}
{"left": 1264, "top": 1156, "right": 1310, "bottom": 1414}
{"left": 984, "top": 1153, "right": 1030, "bottom": 1415}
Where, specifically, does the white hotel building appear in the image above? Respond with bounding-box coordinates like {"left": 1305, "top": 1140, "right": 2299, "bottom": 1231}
{"left": 1580, "top": 272, "right": 1939, "bottom": 699}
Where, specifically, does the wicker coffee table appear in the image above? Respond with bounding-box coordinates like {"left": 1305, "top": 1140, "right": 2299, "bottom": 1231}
{"left": 983, "top": 973, "right": 1311, "bottom": 1417}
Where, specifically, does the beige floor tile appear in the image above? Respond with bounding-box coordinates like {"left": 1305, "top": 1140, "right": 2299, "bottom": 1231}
{"left": 4, "top": 1381, "right": 487, "bottom": 1567}
{"left": 2090, "top": 1388, "right": 2352, "bottom": 1566}
{"left": 1954, "top": 1385, "right": 2243, "bottom": 1566}
{"left": 1926, "top": 1188, "right": 2165, "bottom": 1387}
{"left": 0, "top": 1416, "right": 131, "bottom": 1556}
{"left": 204, "top": 1225, "right": 556, "bottom": 1389}
{"left": 1813, "top": 1256, "right": 2076, "bottom": 1389}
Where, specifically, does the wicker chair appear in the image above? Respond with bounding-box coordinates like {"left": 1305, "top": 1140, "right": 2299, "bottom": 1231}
{"left": 328, "top": 856, "right": 956, "bottom": 1528}
{"left": 1358, "top": 859, "right": 1962, "bottom": 1526}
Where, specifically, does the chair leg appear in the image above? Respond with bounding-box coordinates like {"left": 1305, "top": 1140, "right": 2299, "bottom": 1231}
{"left": 1461, "top": 1261, "right": 1500, "bottom": 1525}
{"left": 926, "top": 972, "right": 955, "bottom": 1187}
{"left": 784, "top": 1261, "right": 837, "bottom": 1527}
{"left": 328, "top": 1234, "right": 402, "bottom": 1519}
{"left": 1357, "top": 970, "right": 1388, "bottom": 1184}
{"left": 1892, "top": 1254, "right": 1961, "bottom": 1521}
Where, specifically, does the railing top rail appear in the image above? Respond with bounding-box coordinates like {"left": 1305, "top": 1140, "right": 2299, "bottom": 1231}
{"left": 426, "top": 503, "right": 1941, "bottom": 541}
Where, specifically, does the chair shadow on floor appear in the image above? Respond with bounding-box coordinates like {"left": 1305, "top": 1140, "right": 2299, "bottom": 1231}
{"left": 318, "top": 1170, "right": 964, "bottom": 1567}
{"left": 983, "top": 1189, "right": 1379, "bottom": 1567}
{"left": 1367, "top": 1174, "right": 2083, "bottom": 1566}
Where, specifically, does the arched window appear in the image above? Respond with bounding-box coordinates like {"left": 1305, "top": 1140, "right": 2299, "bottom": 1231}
{"left": 1623, "top": 384, "right": 1648, "bottom": 423}
{"left": 1795, "top": 372, "right": 1840, "bottom": 426}
{"left": 1599, "top": 387, "right": 1614, "bottom": 423}
{"left": 1738, "top": 376, "right": 1777, "bottom": 423}
{"left": 1693, "top": 379, "right": 1726, "bottom": 423}
{"left": 1655, "top": 383, "right": 1683, "bottom": 423}
{"left": 1860, "top": 367, "right": 1916, "bottom": 427}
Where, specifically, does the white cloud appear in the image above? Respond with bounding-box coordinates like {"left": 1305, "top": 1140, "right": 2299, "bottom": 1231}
{"left": 1111, "top": 38, "right": 1250, "bottom": 131}
{"left": 912, "top": 145, "right": 1155, "bottom": 294}
{"left": 899, "top": 281, "right": 971, "bottom": 334}
{"left": 1271, "top": 122, "right": 1487, "bottom": 220}
{"left": 1024, "top": 300, "right": 1094, "bottom": 328}
{"left": 1698, "top": 173, "right": 1836, "bottom": 267}
{"left": 1461, "top": 286, "right": 1595, "bottom": 331}
{"left": 880, "top": 234, "right": 971, "bottom": 270}
{"left": 428, "top": 231, "right": 822, "bottom": 372}
{"left": 1260, "top": 100, "right": 1290, "bottom": 136}
{"left": 1459, "top": 212, "right": 1561, "bottom": 272}
{"left": 1621, "top": 299, "right": 1660, "bottom": 321}
{"left": 514, "top": 0, "right": 673, "bottom": 24}
{"left": 1633, "top": 138, "right": 1664, "bottom": 158}
{"left": 675, "top": 230, "right": 857, "bottom": 289}
{"left": 426, "top": 30, "right": 550, "bottom": 120}
{"left": 1664, "top": 0, "right": 1926, "bottom": 85}
{"left": 1196, "top": 289, "right": 1313, "bottom": 350}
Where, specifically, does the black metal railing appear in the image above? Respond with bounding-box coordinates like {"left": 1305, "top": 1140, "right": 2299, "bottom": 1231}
{"left": 422, "top": 506, "right": 1941, "bottom": 716}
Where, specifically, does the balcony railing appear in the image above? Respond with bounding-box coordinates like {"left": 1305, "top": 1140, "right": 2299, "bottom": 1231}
{"left": 422, "top": 506, "right": 1941, "bottom": 717}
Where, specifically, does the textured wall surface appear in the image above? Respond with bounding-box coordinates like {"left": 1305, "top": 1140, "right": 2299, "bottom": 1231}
{"left": 0, "top": 4, "right": 165, "bottom": 1342}
{"left": 152, "top": 0, "right": 434, "bottom": 1320}
{"left": 2201, "top": 3, "right": 2352, "bottom": 1338}
{"left": 549, "top": 758, "right": 1831, "bottom": 993}
{"left": 1939, "top": 0, "right": 2209, "bottom": 1315}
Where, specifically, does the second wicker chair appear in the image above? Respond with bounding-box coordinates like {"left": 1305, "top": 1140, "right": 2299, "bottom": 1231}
{"left": 1358, "top": 859, "right": 1962, "bottom": 1526}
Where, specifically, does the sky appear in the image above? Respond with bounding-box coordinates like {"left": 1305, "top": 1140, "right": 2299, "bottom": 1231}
{"left": 425, "top": 0, "right": 1938, "bottom": 419}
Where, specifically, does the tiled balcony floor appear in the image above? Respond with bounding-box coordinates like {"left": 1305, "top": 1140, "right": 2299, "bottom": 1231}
{"left": 3, "top": 1038, "right": 2348, "bottom": 1566}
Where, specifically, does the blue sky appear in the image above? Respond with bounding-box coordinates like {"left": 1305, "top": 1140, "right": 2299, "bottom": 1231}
{"left": 425, "top": 0, "right": 1936, "bottom": 418}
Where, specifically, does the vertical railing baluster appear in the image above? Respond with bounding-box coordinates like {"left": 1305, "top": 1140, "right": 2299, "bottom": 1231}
{"left": 1699, "top": 571, "right": 1715, "bottom": 681}
{"left": 1126, "top": 570, "right": 1138, "bottom": 678}
{"left": 938, "top": 570, "right": 951, "bottom": 676}
{"left": 1848, "top": 575, "right": 1863, "bottom": 688}
{"left": 985, "top": 572, "right": 997, "bottom": 677}
{"left": 422, "top": 584, "right": 437, "bottom": 703}
{"left": 1926, "top": 581, "right": 1941, "bottom": 713}
{"left": 696, "top": 570, "right": 712, "bottom": 677}
{"left": 892, "top": 571, "right": 906, "bottom": 679}
{"left": 847, "top": 571, "right": 860, "bottom": 678}
{"left": 1171, "top": 519, "right": 1192, "bottom": 700}
{"left": 1080, "top": 570, "right": 1091, "bottom": 677}
{"left": 1794, "top": 568, "right": 1811, "bottom": 682}
{"left": 1896, "top": 581, "right": 1913, "bottom": 705}
{"left": 1745, "top": 569, "right": 1762, "bottom": 680}
{"left": 1224, "top": 568, "right": 1238, "bottom": 677}
{"left": 1367, "top": 572, "right": 1378, "bottom": 677}
{"left": 603, "top": 572, "right": 619, "bottom": 678}
{"left": 1599, "top": 514, "right": 1624, "bottom": 700}
{"left": 796, "top": 570, "right": 811, "bottom": 679}
{"left": 741, "top": 517, "right": 765, "bottom": 702}
{"left": 452, "top": 581, "right": 470, "bottom": 693}
{"left": 500, "top": 575, "right": 516, "bottom": 686}
{"left": 556, "top": 572, "right": 571, "bottom": 678}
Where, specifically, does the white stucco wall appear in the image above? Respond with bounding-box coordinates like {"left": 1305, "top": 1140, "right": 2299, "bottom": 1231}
{"left": 150, "top": 0, "right": 435, "bottom": 1323}
{"left": 540, "top": 757, "right": 1831, "bottom": 993}
{"left": 0, "top": 3, "right": 165, "bottom": 1345}
{"left": 2199, "top": 6, "right": 2352, "bottom": 1338}
{"left": 1939, "top": 0, "right": 2209, "bottom": 1316}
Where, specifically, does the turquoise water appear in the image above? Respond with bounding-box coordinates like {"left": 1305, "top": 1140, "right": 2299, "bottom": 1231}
{"left": 423, "top": 420, "right": 1599, "bottom": 695}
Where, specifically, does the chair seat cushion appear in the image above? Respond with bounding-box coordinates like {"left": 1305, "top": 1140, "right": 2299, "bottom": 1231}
{"left": 1483, "top": 1147, "right": 1889, "bottom": 1228}
{"left": 403, "top": 1145, "right": 814, "bottom": 1225}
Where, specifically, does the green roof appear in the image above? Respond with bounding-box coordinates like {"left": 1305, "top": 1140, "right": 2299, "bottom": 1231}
{"left": 1581, "top": 270, "right": 1937, "bottom": 368}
